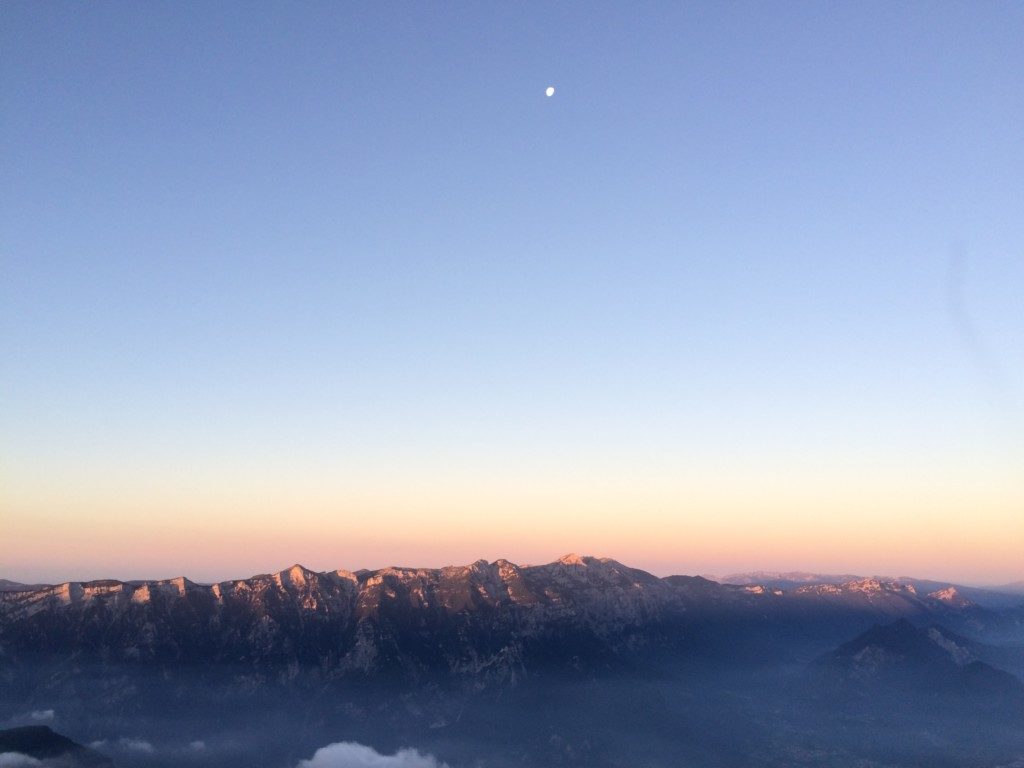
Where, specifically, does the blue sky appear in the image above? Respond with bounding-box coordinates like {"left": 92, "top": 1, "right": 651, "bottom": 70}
{"left": 2, "top": 2, "right": 1022, "bottom": 582}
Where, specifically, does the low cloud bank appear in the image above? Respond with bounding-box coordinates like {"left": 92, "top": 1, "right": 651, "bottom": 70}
{"left": 0, "top": 755, "right": 80, "bottom": 768}
{"left": 2, "top": 710, "right": 56, "bottom": 729}
{"left": 89, "top": 736, "right": 155, "bottom": 754}
{"left": 296, "top": 742, "right": 449, "bottom": 768}
{"left": 0, "top": 754, "right": 42, "bottom": 768}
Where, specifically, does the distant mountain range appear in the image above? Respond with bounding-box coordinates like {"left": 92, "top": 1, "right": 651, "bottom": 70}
{"left": 2, "top": 555, "right": 1023, "bottom": 678}
{"left": 721, "top": 570, "right": 865, "bottom": 586}
{"left": 720, "top": 571, "right": 1024, "bottom": 607}
{"left": 2, "top": 555, "right": 1023, "bottom": 768}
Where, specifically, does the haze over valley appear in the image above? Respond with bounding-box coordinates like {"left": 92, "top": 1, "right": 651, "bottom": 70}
{"left": 3, "top": 555, "right": 1024, "bottom": 767}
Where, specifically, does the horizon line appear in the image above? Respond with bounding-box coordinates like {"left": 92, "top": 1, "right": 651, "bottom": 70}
{"left": 3, "top": 553, "right": 1021, "bottom": 592}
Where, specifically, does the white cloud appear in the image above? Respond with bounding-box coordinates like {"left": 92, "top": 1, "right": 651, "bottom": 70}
{"left": 296, "top": 742, "right": 449, "bottom": 768}
{"left": 0, "top": 754, "right": 43, "bottom": 768}
{"left": 116, "top": 738, "right": 155, "bottom": 754}
{"left": 88, "top": 737, "right": 155, "bottom": 755}
{"left": 189, "top": 740, "right": 206, "bottom": 751}
{"left": 2, "top": 711, "right": 55, "bottom": 728}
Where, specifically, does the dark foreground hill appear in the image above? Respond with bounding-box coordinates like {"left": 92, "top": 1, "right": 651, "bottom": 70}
{"left": 821, "top": 618, "right": 1024, "bottom": 702}
{"left": 0, "top": 725, "right": 113, "bottom": 767}
{"left": 787, "top": 620, "right": 1024, "bottom": 768}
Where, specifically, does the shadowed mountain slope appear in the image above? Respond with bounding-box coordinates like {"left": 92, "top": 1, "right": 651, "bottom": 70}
{"left": 0, "top": 725, "right": 113, "bottom": 766}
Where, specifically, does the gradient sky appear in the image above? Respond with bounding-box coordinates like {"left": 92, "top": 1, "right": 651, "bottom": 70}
{"left": 2, "top": 2, "right": 1022, "bottom": 585}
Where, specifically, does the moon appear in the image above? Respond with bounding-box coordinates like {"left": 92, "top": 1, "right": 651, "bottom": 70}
{"left": 545, "top": 86, "right": 555, "bottom": 97}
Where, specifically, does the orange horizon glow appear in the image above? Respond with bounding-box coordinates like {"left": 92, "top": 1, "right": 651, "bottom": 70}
{"left": 4, "top": 454, "right": 1022, "bottom": 586}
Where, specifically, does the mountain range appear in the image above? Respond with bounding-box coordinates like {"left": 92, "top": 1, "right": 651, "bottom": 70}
{"left": 721, "top": 571, "right": 1024, "bottom": 607}
{"left": 2, "top": 555, "right": 1023, "bottom": 768}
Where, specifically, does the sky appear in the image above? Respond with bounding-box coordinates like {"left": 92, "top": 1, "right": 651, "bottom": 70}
{"left": 2, "top": 2, "right": 1023, "bottom": 585}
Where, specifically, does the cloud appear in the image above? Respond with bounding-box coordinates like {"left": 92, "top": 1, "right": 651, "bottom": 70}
{"left": 0, "top": 754, "right": 43, "bottom": 768}
{"left": 0, "top": 754, "right": 84, "bottom": 768}
{"left": 1, "top": 711, "right": 56, "bottom": 729}
{"left": 189, "top": 740, "right": 206, "bottom": 751}
{"left": 88, "top": 737, "right": 155, "bottom": 755}
{"left": 117, "top": 738, "right": 155, "bottom": 754}
{"left": 295, "top": 742, "right": 449, "bottom": 768}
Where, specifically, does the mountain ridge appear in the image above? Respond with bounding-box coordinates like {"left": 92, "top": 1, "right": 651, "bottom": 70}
{"left": 3, "top": 554, "right": 1021, "bottom": 679}
{"left": 7, "top": 555, "right": 1022, "bottom": 600}
{"left": 3, "top": 557, "right": 1024, "bottom": 768}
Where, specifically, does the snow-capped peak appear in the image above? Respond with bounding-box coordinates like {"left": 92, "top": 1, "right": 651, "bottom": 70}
{"left": 927, "top": 586, "right": 973, "bottom": 606}
{"left": 557, "top": 553, "right": 592, "bottom": 566}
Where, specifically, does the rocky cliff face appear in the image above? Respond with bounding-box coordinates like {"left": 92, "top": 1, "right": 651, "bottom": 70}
{"left": 0, "top": 556, "right": 685, "bottom": 686}
{"left": 1, "top": 555, "right": 1019, "bottom": 686}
